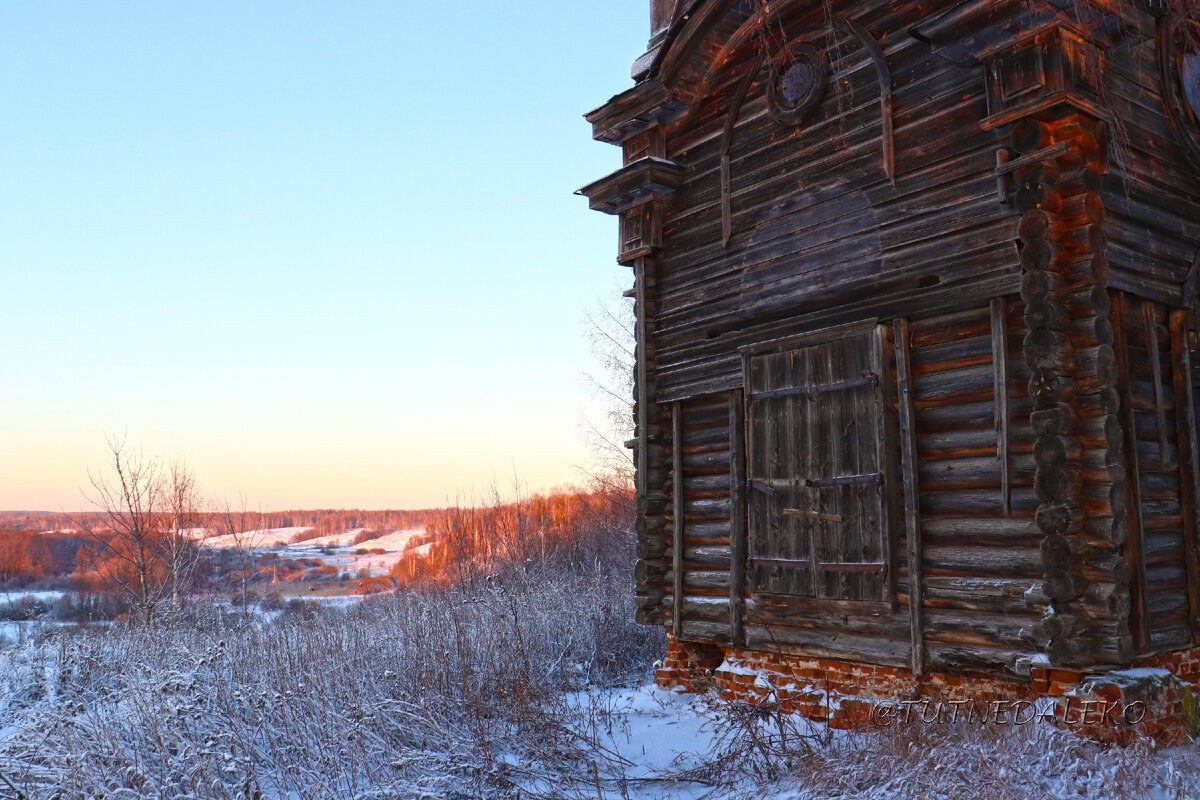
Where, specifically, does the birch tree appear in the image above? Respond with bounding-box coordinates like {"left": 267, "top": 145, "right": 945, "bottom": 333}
{"left": 81, "top": 436, "right": 203, "bottom": 624}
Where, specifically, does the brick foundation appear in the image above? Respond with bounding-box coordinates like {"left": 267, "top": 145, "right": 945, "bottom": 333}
{"left": 655, "top": 634, "right": 1199, "bottom": 743}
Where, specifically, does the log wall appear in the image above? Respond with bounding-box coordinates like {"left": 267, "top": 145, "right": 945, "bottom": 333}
{"left": 652, "top": 3, "right": 1021, "bottom": 402}
{"left": 1115, "top": 294, "right": 1198, "bottom": 652}
{"left": 906, "top": 301, "right": 1046, "bottom": 673}
{"left": 657, "top": 300, "right": 1057, "bottom": 674}
{"left": 1099, "top": 13, "right": 1200, "bottom": 304}
{"left": 597, "top": 0, "right": 1200, "bottom": 679}
{"left": 664, "top": 392, "right": 735, "bottom": 642}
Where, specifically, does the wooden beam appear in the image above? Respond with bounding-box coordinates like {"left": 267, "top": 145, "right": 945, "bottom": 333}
{"left": 633, "top": 259, "right": 651, "bottom": 503}
{"left": 819, "top": 562, "right": 888, "bottom": 574}
{"left": 876, "top": 324, "right": 901, "bottom": 611}
{"left": 991, "top": 298, "right": 1012, "bottom": 517}
{"left": 1169, "top": 310, "right": 1200, "bottom": 642}
{"left": 1144, "top": 300, "right": 1170, "bottom": 466}
{"left": 783, "top": 509, "right": 844, "bottom": 522}
{"left": 729, "top": 389, "right": 747, "bottom": 648}
{"left": 837, "top": 16, "right": 895, "bottom": 185}
{"left": 1113, "top": 291, "right": 1149, "bottom": 651}
{"left": 894, "top": 319, "right": 924, "bottom": 678}
{"left": 720, "top": 63, "right": 759, "bottom": 248}
{"left": 748, "top": 374, "right": 878, "bottom": 401}
{"left": 672, "top": 401, "right": 685, "bottom": 641}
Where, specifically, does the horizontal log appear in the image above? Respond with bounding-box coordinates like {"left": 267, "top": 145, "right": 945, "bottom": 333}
{"left": 679, "top": 620, "right": 733, "bottom": 644}
{"left": 923, "top": 545, "right": 1043, "bottom": 576}
{"left": 924, "top": 610, "right": 1042, "bottom": 646}
{"left": 665, "top": 595, "right": 732, "bottom": 622}
{"left": 924, "top": 643, "right": 1041, "bottom": 675}
{"left": 682, "top": 545, "right": 731, "bottom": 566}
{"left": 683, "top": 570, "right": 731, "bottom": 591}
{"left": 921, "top": 517, "right": 1040, "bottom": 542}
{"left": 744, "top": 625, "right": 911, "bottom": 668}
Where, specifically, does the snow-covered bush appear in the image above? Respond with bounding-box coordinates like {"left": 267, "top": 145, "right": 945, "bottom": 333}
{"left": 0, "top": 564, "right": 662, "bottom": 800}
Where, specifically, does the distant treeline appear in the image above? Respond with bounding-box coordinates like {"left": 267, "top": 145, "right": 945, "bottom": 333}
{"left": 1, "top": 488, "right": 635, "bottom": 603}
{"left": 0, "top": 508, "right": 439, "bottom": 535}
{"left": 0, "top": 530, "right": 91, "bottom": 588}
{"left": 389, "top": 487, "right": 634, "bottom": 585}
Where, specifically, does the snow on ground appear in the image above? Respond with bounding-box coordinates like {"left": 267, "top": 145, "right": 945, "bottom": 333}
{"left": 0, "top": 623, "right": 1197, "bottom": 800}
{"left": 204, "top": 526, "right": 315, "bottom": 547}
{"left": 278, "top": 528, "right": 427, "bottom": 577}
{"left": 204, "top": 526, "right": 429, "bottom": 578}
{"left": 564, "top": 684, "right": 1200, "bottom": 800}
{"left": 567, "top": 685, "right": 718, "bottom": 800}
{"left": 0, "top": 591, "right": 63, "bottom": 607}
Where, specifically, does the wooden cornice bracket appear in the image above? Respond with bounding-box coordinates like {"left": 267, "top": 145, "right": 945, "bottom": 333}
{"left": 911, "top": 0, "right": 1142, "bottom": 68}
{"left": 979, "top": 20, "right": 1111, "bottom": 132}
{"left": 585, "top": 81, "right": 687, "bottom": 145}
{"left": 576, "top": 156, "right": 685, "bottom": 215}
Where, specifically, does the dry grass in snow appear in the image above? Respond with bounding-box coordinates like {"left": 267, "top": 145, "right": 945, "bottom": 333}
{"left": 1, "top": 566, "right": 1197, "bottom": 800}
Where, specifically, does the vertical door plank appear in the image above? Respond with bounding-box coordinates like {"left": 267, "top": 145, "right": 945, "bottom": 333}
{"left": 1113, "top": 291, "right": 1149, "bottom": 651}
{"left": 875, "top": 324, "right": 899, "bottom": 607}
{"left": 813, "top": 344, "right": 835, "bottom": 598}
{"left": 782, "top": 350, "right": 802, "bottom": 596}
{"left": 894, "top": 319, "right": 924, "bottom": 677}
{"left": 672, "top": 401, "right": 684, "bottom": 640}
{"left": 1144, "top": 300, "right": 1170, "bottom": 466}
{"left": 1169, "top": 311, "right": 1200, "bottom": 641}
{"left": 827, "top": 340, "right": 851, "bottom": 599}
{"left": 991, "top": 298, "right": 1012, "bottom": 517}
{"left": 729, "top": 389, "right": 748, "bottom": 646}
{"left": 769, "top": 351, "right": 789, "bottom": 595}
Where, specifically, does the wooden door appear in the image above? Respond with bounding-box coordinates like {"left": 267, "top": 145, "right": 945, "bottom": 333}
{"left": 745, "top": 325, "right": 892, "bottom": 603}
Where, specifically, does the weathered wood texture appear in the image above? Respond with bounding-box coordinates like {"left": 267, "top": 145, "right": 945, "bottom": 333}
{"left": 908, "top": 301, "right": 1047, "bottom": 672}
{"left": 1115, "top": 295, "right": 1197, "bottom": 652}
{"left": 744, "top": 326, "right": 890, "bottom": 603}
{"left": 1005, "top": 111, "right": 1137, "bottom": 668}
{"left": 651, "top": 4, "right": 1022, "bottom": 402}
{"left": 663, "top": 392, "right": 735, "bottom": 643}
{"left": 632, "top": 255, "right": 673, "bottom": 627}
{"left": 594, "top": 0, "right": 1200, "bottom": 677}
{"left": 1098, "top": 12, "right": 1200, "bottom": 306}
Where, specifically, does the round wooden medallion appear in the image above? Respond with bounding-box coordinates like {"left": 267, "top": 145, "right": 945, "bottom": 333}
{"left": 768, "top": 44, "right": 827, "bottom": 126}
{"left": 1159, "top": 17, "right": 1200, "bottom": 173}
{"left": 1182, "top": 31, "right": 1200, "bottom": 123}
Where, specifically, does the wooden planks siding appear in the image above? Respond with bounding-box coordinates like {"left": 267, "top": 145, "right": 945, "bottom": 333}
{"left": 650, "top": 4, "right": 1021, "bottom": 402}
{"left": 665, "top": 392, "right": 734, "bottom": 644}
{"left": 744, "top": 326, "right": 890, "bottom": 603}
{"left": 1099, "top": 20, "right": 1200, "bottom": 306}
{"left": 1116, "top": 294, "right": 1198, "bottom": 652}
{"left": 907, "top": 300, "right": 1046, "bottom": 672}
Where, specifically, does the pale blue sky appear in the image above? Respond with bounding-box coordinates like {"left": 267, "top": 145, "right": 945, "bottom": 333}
{"left": 0, "top": 1, "right": 647, "bottom": 510}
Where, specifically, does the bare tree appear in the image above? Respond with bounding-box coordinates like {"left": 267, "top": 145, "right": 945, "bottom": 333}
{"left": 79, "top": 436, "right": 204, "bottom": 624}
{"left": 212, "top": 494, "right": 268, "bottom": 617}
{"left": 580, "top": 289, "right": 636, "bottom": 492}
{"left": 162, "top": 459, "right": 205, "bottom": 609}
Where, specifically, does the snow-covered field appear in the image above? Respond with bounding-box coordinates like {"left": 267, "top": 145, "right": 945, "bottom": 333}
{"left": 204, "top": 525, "right": 429, "bottom": 577}
{"left": 202, "top": 525, "right": 319, "bottom": 547}
{"left": 0, "top": 590, "right": 64, "bottom": 607}
{"left": 0, "top": 573, "right": 1196, "bottom": 800}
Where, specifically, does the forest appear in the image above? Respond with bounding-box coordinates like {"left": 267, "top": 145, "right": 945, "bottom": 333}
{"left": 0, "top": 486, "right": 631, "bottom": 622}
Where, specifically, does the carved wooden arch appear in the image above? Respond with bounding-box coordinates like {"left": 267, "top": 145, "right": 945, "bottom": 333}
{"left": 649, "top": 0, "right": 835, "bottom": 114}
{"left": 719, "top": 57, "right": 763, "bottom": 247}
{"left": 836, "top": 15, "right": 896, "bottom": 186}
